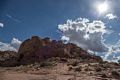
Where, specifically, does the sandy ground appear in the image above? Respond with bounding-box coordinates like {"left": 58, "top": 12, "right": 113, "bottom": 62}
{"left": 0, "top": 59, "right": 119, "bottom": 80}
{"left": 0, "top": 64, "right": 95, "bottom": 80}
{"left": 0, "top": 63, "right": 118, "bottom": 80}
{"left": 0, "top": 68, "right": 97, "bottom": 80}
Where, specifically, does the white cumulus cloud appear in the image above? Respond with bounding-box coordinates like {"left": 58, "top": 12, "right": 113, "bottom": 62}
{"left": 58, "top": 17, "right": 120, "bottom": 62}
{"left": 105, "top": 13, "right": 117, "bottom": 20}
{"left": 0, "top": 38, "right": 22, "bottom": 52}
{"left": 11, "top": 38, "right": 22, "bottom": 50}
{"left": 0, "top": 23, "right": 4, "bottom": 27}
{"left": 104, "top": 40, "right": 120, "bottom": 62}
{"left": 58, "top": 18, "right": 108, "bottom": 52}
{"left": 0, "top": 42, "right": 17, "bottom": 51}
{"left": 118, "top": 33, "right": 120, "bottom": 36}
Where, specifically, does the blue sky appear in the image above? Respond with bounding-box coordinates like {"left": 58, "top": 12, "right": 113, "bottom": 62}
{"left": 0, "top": 0, "right": 114, "bottom": 42}
{"left": 0, "top": 0, "right": 120, "bottom": 61}
{"left": 0, "top": 0, "right": 90, "bottom": 42}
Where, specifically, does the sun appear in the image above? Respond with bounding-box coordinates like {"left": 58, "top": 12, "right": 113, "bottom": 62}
{"left": 97, "top": 2, "right": 109, "bottom": 14}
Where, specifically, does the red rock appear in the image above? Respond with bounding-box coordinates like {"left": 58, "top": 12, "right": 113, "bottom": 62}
{"left": 18, "top": 36, "right": 102, "bottom": 65}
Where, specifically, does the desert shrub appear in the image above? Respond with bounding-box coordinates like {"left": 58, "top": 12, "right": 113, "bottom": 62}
{"left": 111, "top": 70, "right": 120, "bottom": 79}
{"left": 74, "top": 66, "right": 81, "bottom": 72}
{"left": 40, "top": 62, "right": 56, "bottom": 67}
{"left": 101, "top": 73, "right": 108, "bottom": 78}
{"left": 96, "top": 67, "right": 102, "bottom": 72}
{"left": 60, "top": 58, "right": 68, "bottom": 62}
{"left": 84, "top": 67, "right": 90, "bottom": 71}
{"left": 70, "top": 61, "right": 78, "bottom": 66}
{"left": 68, "top": 66, "right": 72, "bottom": 71}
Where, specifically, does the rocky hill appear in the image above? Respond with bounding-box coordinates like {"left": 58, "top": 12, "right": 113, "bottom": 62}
{"left": 0, "top": 36, "right": 102, "bottom": 66}
{"left": 18, "top": 36, "right": 102, "bottom": 65}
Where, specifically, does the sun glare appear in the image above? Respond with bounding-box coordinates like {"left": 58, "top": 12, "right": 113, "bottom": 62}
{"left": 97, "top": 2, "right": 109, "bottom": 14}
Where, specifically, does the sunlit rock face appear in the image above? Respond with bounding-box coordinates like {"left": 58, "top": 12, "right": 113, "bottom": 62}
{"left": 18, "top": 36, "right": 102, "bottom": 65}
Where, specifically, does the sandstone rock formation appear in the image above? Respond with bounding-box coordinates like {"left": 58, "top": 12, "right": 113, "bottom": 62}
{"left": 18, "top": 36, "right": 102, "bottom": 65}
{"left": 0, "top": 36, "right": 102, "bottom": 66}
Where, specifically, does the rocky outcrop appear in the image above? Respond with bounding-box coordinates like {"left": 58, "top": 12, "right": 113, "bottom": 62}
{"left": 0, "top": 36, "right": 102, "bottom": 66}
{"left": 18, "top": 36, "right": 102, "bottom": 65}
{"left": 0, "top": 51, "right": 18, "bottom": 67}
{"left": 18, "top": 36, "right": 44, "bottom": 64}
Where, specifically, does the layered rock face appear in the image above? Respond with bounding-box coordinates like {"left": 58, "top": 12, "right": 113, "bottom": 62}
{"left": 18, "top": 36, "right": 44, "bottom": 64}
{"left": 18, "top": 36, "right": 102, "bottom": 65}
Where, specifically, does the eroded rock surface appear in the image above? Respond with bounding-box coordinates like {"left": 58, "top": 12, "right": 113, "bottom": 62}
{"left": 18, "top": 36, "right": 102, "bottom": 65}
